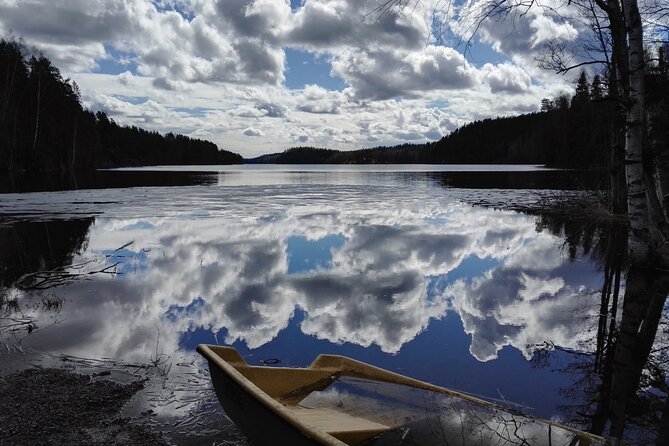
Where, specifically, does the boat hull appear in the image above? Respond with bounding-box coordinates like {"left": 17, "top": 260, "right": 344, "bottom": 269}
{"left": 199, "top": 344, "right": 608, "bottom": 446}
{"left": 206, "top": 358, "right": 326, "bottom": 446}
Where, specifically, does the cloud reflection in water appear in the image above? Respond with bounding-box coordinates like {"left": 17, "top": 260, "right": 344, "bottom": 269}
{"left": 14, "top": 193, "right": 601, "bottom": 366}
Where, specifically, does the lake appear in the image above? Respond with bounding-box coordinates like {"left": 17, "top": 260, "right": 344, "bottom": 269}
{"left": 0, "top": 165, "right": 653, "bottom": 444}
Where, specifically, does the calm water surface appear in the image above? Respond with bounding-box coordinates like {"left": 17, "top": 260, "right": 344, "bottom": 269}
{"left": 0, "top": 165, "right": 638, "bottom": 444}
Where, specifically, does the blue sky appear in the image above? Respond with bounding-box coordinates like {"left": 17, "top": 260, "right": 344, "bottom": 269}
{"left": 0, "top": 0, "right": 579, "bottom": 157}
{"left": 284, "top": 48, "right": 347, "bottom": 90}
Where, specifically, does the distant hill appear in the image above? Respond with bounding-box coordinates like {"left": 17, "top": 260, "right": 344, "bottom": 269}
{"left": 247, "top": 147, "right": 340, "bottom": 164}
{"left": 247, "top": 100, "right": 615, "bottom": 169}
{"left": 0, "top": 38, "right": 243, "bottom": 172}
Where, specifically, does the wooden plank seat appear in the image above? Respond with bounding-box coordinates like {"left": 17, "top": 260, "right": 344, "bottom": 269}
{"left": 285, "top": 405, "right": 389, "bottom": 444}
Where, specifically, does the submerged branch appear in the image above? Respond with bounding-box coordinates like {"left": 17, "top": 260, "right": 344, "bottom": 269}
{"left": 15, "top": 261, "right": 122, "bottom": 291}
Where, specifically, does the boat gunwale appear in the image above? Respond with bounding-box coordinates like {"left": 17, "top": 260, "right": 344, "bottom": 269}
{"left": 198, "top": 344, "right": 607, "bottom": 445}
{"left": 197, "top": 344, "right": 348, "bottom": 446}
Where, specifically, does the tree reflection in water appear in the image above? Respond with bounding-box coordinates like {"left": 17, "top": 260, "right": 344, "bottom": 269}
{"left": 533, "top": 211, "right": 668, "bottom": 445}
{"left": 0, "top": 219, "right": 93, "bottom": 345}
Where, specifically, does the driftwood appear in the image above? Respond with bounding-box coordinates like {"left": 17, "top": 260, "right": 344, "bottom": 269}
{"left": 15, "top": 259, "right": 121, "bottom": 291}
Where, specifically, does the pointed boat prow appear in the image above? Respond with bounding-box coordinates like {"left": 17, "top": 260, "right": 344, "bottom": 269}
{"left": 198, "top": 344, "right": 385, "bottom": 445}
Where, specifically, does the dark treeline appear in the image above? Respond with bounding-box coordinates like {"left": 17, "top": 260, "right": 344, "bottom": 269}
{"left": 427, "top": 100, "right": 614, "bottom": 167}
{"left": 93, "top": 112, "right": 242, "bottom": 167}
{"left": 0, "top": 38, "right": 243, "bottom": 172}
{"left": 249, "top": 99, "right": 615, "bottom": 168}
{"left": 250, "top": 67, "right": 668, "bottom": 169}
{"left": 249, "top": 147, "right": 340, "bottom": 164}
{"left": 247, "top": 143, "right": 426, "bottom": 164}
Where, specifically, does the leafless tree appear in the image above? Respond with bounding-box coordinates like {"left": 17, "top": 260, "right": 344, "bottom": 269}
{"left": 372, "top": 0, "right": 668, "bottom": 441}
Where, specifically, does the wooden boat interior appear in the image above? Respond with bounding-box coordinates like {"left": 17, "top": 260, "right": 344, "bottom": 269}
{"left": 199, "top": 345, "right": 609, "bottom": 446}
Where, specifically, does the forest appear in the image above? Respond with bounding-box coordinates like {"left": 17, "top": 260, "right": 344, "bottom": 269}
{"left": 250, "top": 65, "right": 666, "bottom": 168}
{"left": 3, "top": 36, "right": 667, "bottom": 173}
{"left": 0, "top": 38, "right": 243, "bottom": 172}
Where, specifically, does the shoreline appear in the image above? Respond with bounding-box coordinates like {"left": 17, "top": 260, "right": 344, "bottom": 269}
{"left": 0, "top": 349, "right": 247, "bottom": 445}
{"left": 0, "top": 367, "right": 167, "bottom": 445}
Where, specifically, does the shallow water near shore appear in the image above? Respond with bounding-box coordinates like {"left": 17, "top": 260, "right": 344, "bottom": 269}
{"left": 0, "top": 165, "right": 660, "bottom": 444}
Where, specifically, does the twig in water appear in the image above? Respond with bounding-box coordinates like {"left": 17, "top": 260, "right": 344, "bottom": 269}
{"left": 114, "top": 241, "right": 135, "bottom": 252}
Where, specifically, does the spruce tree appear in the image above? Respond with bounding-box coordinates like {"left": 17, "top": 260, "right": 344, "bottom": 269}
{"left": 591, "top": 74, "right": 604, "bottom": 101}
{"left": 571, "top": 70, "right": 590, "bottom": 108}
{"left": 540, "top": 98, "right": 554, "bottom": 111}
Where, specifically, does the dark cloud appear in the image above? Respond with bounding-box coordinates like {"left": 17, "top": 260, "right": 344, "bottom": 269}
{"left": 223, "top": 284, "right": 273, "bottom": 329}
{"left": 235, "top": 39, "right": 285, "bottom": 85}
{"left": 291, "top": 270, "right": 435, "bottom": 352}
{"left": 285, "top": 0, "right": 425, "bottom": 50}
{"left": 256, "top": 102, "right": 286, "bottom": 118}
{"left": 460, "top": 311, "right": 523, "bottom": 360}
{"left": 332, "top": 47, "right": 477, "bottom": 100}
{"left": 483, "top": 229, "right": 521, "bottom": 246}
{"left": 335, "top": 225, "right": 470, "bottom": 273}
{"left": 423, "top": 130, "right": 442, "bottom": 140}
{"left": 210, "top": 0, "right": 286, "bottom": 40}
{"left": 395, "top": 130, "right": 424, "bottom": 140}
{"left": 152, "top": 77, "right": 178, "bottom": 90}
{"left": 457, "top": 268, "right": 535, "bottom": 319}
{"left": 0, "top": 0, "right": 132, "bottom": 44}
{"left": 243, "top": 127, "right": 264, "bottom": 137}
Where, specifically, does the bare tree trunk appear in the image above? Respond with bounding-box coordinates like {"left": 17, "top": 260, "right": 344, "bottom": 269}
{"left": 71, "top": 114, "right": 78, "bottom": 169}
{"left": 0, "top": 47, "right": 18, "bottom": 130}
{"left": 610, "top": 117, "right": 627, "bottom": 214}
{"left": 9, "top": 110, "right": 17, "bottom": 170}
{"left": 596, "top": 0, "right": 628, "bottom": 215}
{"left": 595, "top": 260, "right": 613, "bottom": 369}
{"left": 647, "top": 103, "right": 669, "bottom": 220}
{"left": 591, "top": 224, "right": 625, "bottom": 435}
{"left": 32, "top": 71, "right": 41, "bottom": 159}
{"left": 2, "top": 47, "right": 19, "bottom": 171}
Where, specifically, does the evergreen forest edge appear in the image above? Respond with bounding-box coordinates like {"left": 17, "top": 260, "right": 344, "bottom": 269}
{"left": 0, "top": 38, "right": 243, "bottom": 171}
{"left": 2, "top": 37, "right": 667, "bottom": 172}
{"left": 250, "top": 66, "right": 668, "bottom": 168}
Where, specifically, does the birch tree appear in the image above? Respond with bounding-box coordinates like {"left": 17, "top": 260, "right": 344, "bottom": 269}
{"left": 378, "top": 0, "right": 666, "bottom": 254}
{"left": 376, "top": 0, "right": 668, "bottom": 440}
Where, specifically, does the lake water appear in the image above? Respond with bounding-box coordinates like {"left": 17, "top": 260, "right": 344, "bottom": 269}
{"left": 0, "top": 165, "right": 644, "bottom": 444}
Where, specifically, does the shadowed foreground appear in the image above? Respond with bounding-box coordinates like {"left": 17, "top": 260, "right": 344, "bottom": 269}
{"left": 0, "top": 368, "right": 167, "bottom": 445}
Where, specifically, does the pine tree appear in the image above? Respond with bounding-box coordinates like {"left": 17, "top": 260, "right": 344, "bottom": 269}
{"left": 555, "top": 94, "right": 571, "bottom": 110}
{"left": 591, "top": 74, "right": 604, "bottom": 101}
{"left": 658, "top": 46, "right": 667, "bottom": 78}
{"left": 540, "top": 98, "right": 554, "bottom": 112}
{"left": 571, "top": 70, "right": 590, "bottom": 108}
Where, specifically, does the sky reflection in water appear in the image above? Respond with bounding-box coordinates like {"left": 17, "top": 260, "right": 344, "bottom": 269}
{"left": 1, "top": 170, "right": 605, "bottom": 429}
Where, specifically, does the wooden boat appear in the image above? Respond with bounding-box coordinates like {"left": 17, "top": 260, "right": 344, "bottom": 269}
{"left": 197, "top": 344, "right": 608, "bottom": 445}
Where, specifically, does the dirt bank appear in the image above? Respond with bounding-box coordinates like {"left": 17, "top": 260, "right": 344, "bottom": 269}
{"left": 0, "top": 368, "right": 167, "bottom": 445}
